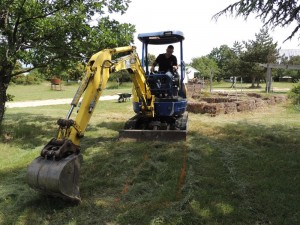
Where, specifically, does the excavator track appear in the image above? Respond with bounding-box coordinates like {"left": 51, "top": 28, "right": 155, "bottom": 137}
{"left": 119, "top": 112, "right": 188, "bottom": 141}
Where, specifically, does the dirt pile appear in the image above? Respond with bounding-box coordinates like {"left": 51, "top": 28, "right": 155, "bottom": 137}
{"left": 187, "top": 92, "right": 287, "bottom": 116}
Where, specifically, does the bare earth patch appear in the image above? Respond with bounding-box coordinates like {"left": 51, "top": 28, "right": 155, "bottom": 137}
{"left": 187, "top": 91, "right": 287, "bottom": 116}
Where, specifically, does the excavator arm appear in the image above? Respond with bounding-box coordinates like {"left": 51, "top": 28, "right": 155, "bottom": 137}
{"left": 64, "top": 46, "right": 154, "bottom": 146}
{"left": 27, "top": 46, "right": 154, "bottom": 202}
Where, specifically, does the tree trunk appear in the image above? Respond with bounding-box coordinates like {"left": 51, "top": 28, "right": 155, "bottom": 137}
{"left": 256, "top": 80, "right": 260, "bottom": 88}
{"left": 0, "top": 82, "right": 8, "bottom": 125}
{"left": 251, "top": 76, "right": 256, "bottom": 88}
{"left": 0, "top": 66, "right": 13, "bottom": 125}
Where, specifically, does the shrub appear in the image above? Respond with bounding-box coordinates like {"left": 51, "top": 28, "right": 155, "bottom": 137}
{"left": 288, "top": 82, "right": 300, "bottom": 104}
{"left": 11, "top": 73, "right": 43, "bottom": 85}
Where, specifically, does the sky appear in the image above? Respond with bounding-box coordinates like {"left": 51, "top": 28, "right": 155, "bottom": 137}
{"left": 109, "top": 0, "right": 300, "bottom": 63}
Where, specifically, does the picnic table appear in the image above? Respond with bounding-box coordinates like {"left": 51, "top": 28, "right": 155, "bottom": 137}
{"left": 50, "top": 78, "right": 62, "bottom": 91}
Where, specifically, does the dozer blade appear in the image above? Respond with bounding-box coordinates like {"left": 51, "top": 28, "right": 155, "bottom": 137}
{"left": 27, "top": 154, "right": 83, "bottom": 202}
{"left": 119, "top": 112, "right": 188, "bottom": 142}
{"left": 119, "top": 129, "right": 187, "bottom": 141}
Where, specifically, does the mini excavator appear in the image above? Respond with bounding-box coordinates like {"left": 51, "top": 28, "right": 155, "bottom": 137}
{"left": 27, "top": 31, "right": 188, "bottom": 201}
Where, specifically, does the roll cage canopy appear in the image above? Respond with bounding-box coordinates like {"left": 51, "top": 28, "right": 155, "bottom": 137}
{"left": 138, "top": 31, "right": 184, "bottom": 45}
{"left": 137, "top": 30, "right": 185, "bottom": 92}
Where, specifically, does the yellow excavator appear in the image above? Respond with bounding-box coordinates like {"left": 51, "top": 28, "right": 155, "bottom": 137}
{"left": 27, "top": 31, "right": 188, "bottom": 202}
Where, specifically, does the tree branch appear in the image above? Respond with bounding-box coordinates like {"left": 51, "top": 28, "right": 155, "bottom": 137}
{"left": 12, "top": 0, "right": 27, "bottom": 44}
{"left": 213, "top": 0, "right": 300, "bottom": 41}
{"left": 11, "top": 67, "right": 36, "bottom": 76}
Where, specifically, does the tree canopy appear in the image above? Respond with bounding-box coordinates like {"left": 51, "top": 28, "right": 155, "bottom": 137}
{"left": 0, "top": 0, "right": 135, "bottom": 123}
{"left": 240, "top": 28, "right": 279, "bottom": 87}
{"left": 190, "top": 28, "right": 279, "bottom": 87}
{"left": 213, "top": 0, "right": 300, "bottom": 41}
{"left": 208, "top": 45, "right": 238, "bottom": 79}
{"left": 190, "top": 56, "right": 219, "bottom": 79}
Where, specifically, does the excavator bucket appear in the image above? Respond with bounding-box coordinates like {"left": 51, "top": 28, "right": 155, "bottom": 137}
{"left": 27, "top": 154, "right": 82, "bottom": 202}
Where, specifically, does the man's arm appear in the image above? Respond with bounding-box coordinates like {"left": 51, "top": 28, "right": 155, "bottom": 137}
{"left": 172, "top": 56, "right": 178, "bottom": 71}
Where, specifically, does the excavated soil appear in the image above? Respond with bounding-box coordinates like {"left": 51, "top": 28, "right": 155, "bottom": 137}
{"left": 187, "top": 91, "right": 287, "bottom": 116}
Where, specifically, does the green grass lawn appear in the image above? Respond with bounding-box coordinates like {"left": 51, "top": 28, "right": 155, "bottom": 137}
{"left": 7, "top": 81, "right": 133, "bottom": 101}
{"left": 1, "top": 96, "right": 300, "bottom": 224}
{"left": 7, "top": 81, "right": 296, "bottom": 102}
{"left": 207, "top": 81, "right": 296, "bottom": 94}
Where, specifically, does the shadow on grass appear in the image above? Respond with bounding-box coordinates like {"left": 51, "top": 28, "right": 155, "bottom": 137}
{"left": 96, "top": 120, "right": 125, "bottom": 131}
{"left": 1, "top": 118, "right": 299, "bottom": 224}
{"left": 1, "top": 113, "right": 58, "bottom": 149}
{"left": 184, "top": 122, "right": 300, "bottom": 225}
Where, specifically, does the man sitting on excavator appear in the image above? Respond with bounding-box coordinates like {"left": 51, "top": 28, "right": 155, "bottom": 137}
{"left": 150, "top": 44, "right": 180, "bottom": 96}
{"left": 150, "top": 45, "right": 178, "bottom": 74}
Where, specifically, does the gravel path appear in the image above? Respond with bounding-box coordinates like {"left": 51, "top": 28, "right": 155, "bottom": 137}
{"left": 6, "top": 95, "right": 120, "bottom": 108}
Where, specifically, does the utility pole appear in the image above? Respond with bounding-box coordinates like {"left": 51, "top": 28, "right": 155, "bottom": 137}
{"left": 210, "top": 69, "right": 213, "bottom": 93}
{"left": 266, "top": 64, "right": 272, "bottom": 93}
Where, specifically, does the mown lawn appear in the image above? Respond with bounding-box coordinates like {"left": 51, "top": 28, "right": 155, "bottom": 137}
{"left": 7, "top": 81, "right": 132, "bottom": 101}
{"left": 207, "top": 81, "right": 295, "bottom": 93}
{"left": 2, "top": 79, "right": 300, "bottom": 224}
{"left": 7, "top": 81, "right": 295, "bottom": 102}
{"left": 1, "top": 93, "right": 300, "bottom": 225}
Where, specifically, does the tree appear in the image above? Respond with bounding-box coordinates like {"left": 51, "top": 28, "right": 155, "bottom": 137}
{"left": 147, "top": 53, "right": 156, "bottom": 66}
{"left": 190, "top": 56, "right": 220, "bottom": 79}
{"left": 0, "top": 0, "right": 135, "bottom": 124}
{"left": 229, "top": 41, "right": 244, "bottom": 78}
{"left": 208, "top": 44, "right": 238, "bottom": 80}
{"left": 276, "top": 55, "right": 300, "bottom": 82}
{"left": 214, "top": 0, "right": 300, "bottom": 41}
{"left": 240, "top": 28, "right": 279, "bottom": 87}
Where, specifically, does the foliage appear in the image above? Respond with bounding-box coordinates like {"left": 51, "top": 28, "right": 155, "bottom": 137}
{"left": 11, "top": 68, "right": 45, "bottom": 85}
{"left": 214, "top": 0, "right": 300, "bottom": 41}
{"left": 11, "top": 74, "right": 43, "bottom": 85}
{"left": 1, "top": 0, "right": 134, "bottom": 74}
{"left": 109, "top": 70, "right": 132, "bottom": 83}
{"left": 0, "top": 0, "right": 135, "bottom": 123}
{"left": 275, "top": 56, "right": 300, "bottom": 82}
{"left": 190, "top": 56, "right": 220, "bottom": 79}
{"left": 208, "top": 45, "right": 239, "bottom": 80}
{"left": 37, "top": 61, "right": 86, "bottom": 81}
{"left": 239, "top": 28, "right": 279, "bottom": 87}
{"left": 147, "top": 53, "right": 156, "bottom": 66}
{"left": 204, "top": 29, "right": 279, "bottom": 87}
{"left": 288, "top": 82, "right": 300, "bottom": 104}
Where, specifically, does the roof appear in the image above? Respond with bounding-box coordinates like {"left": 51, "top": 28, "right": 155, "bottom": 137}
{"left": 138, "top": 31, "right": 184, "bottom": 45}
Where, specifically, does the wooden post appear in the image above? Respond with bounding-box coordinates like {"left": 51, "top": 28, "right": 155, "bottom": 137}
{"left": 210, "top": 69, "right": 213, "bottom": 93}
{"left": 266, "top": 64, "right": 272, "bottom": 93}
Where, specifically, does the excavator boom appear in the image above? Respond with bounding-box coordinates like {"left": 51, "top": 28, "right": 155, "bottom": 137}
{"left": 27, "top": 46, "right": 155, "bottom": 201}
